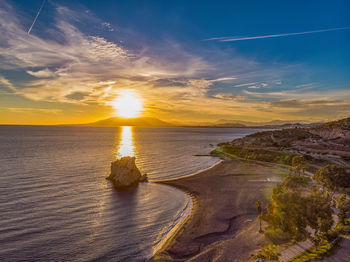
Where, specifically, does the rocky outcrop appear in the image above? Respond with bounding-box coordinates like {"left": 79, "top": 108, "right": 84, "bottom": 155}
{"left": 309, "top": 127, "right": 350, "bottom": 140}
{"left": 107, "top": 156, "right": 147, "bottom": 189}
{"left": 309, "top": 117, "right": 350, "bottom": 140}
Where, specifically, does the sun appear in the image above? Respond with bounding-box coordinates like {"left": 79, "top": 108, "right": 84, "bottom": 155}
{"left": 112, "top": 92, "right": 143, "bottom": 118}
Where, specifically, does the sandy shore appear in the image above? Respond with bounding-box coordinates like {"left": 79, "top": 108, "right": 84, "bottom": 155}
{"left": 150, "top": 158, "right": 286, "bottom": 262}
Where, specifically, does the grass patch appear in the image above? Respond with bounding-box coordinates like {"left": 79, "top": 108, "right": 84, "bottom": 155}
{"left": 213, "top": 144, "right": 293, "bottom": 165}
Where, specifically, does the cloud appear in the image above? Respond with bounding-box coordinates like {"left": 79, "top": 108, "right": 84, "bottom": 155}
{"left": 101, "top": 22, "right": 114, "bottom": 32}
{"left": 0, "top": 75, "right": 16, "bottom": 92}
{"left": 6, "top": 107, "right": 61, "bottom": 114}
{"left": 213, "top": 93, "right": 246, "bottom": 100}
{"left": 233, "top": 82, "right": 257, "bottom": 87}
{"left": 247, "top": 85, "right": 260, "bottom": 89}
{"left": 264, "top": 99, "right": 350, "bottom": 119}
{"left": 1, "top": 1, "right": 349, "bottom": 123}
{"left": 211, "top": 77, "right": 236, "bottom": 82}
{"left": 26, "top": 68, "right": 57, "bottom": 78}
{"left": 0, "top": 1, "right": 213, "bottom": 105}
{"left": 205, "top": 26, "right": 350, "bottom": 42}
{"left": 65, "top": 91, "right": 90, "bottom": 101}
{"left": 295, "top": 83, "right": 314, "bottom": 89}
{"left": 243, "top": 89, "right": 350, "bottom": 100}
{"left": 269, "top": 99, "right": 348, "bottom": 108}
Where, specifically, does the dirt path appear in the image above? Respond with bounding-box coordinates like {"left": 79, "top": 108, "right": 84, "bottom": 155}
{"left": 279, "top": 240, "right": 314, "bottom": 262}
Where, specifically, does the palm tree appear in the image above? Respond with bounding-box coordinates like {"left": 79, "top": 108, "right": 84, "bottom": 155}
{"left": 256, "top": 200, "right": 263, "bottom": 233}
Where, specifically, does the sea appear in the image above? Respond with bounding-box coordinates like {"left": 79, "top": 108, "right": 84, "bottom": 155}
{"left": 0, "top": 126, "right": 261, "bottom": 261}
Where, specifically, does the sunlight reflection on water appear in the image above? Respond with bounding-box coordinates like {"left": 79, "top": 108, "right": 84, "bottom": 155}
{"left": 0, "top": 126, "right": 262, "bottom": 261}
{"left": 117, "top": 126, "right": 135, "bottom": 158}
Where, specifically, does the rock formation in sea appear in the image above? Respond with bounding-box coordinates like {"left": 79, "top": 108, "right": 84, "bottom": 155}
{"left": 108, "top": 156, "right": 147, "bottom": 189}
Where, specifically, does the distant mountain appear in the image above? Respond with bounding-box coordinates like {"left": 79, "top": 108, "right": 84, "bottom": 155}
{"left": 191, "top": 119, "right": 322, "bottom": 129}
{"left": 81, "top": 117, "right": 171, "bottom": 127}
{"left": 214, "top": 119, "right": 320, "bottom": 127}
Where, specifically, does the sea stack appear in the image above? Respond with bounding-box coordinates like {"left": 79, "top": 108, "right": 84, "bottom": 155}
{"left": 108, "top": 156, "right": 147, "bottom": 189}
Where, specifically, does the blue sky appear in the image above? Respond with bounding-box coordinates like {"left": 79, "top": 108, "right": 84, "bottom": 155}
{"left": 0, "top": 0, "right": 349, "bottom": 124}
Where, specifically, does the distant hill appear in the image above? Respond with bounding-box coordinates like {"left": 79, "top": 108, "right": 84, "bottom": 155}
{"left": 185, "top": 119, "right": 322, "bottom": 128}
{"left": 220, "top": 117, "right": 350, "bottom": 158}
{"left": 215, "top": 119, "right": 312, "bottom": 126}
{"left": 309, "top": 117, "right": 350, "bottom": 139}
{"left": 81, "top": 117, "right": 171, "bottom": 127}
{"left": 192, "top": 121, "right": 321, "bottom": 129}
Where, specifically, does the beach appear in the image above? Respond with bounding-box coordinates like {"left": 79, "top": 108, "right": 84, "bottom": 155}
{"left": 151, "top": 158, "right": 286, "bottom": 261}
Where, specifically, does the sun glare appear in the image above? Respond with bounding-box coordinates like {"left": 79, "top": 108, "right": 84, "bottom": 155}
{"left": 112, "top": 92, "right": 143, "bottom": 118}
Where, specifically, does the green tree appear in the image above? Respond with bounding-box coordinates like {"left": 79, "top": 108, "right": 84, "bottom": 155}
{"left": 282, "top": 175, "right": 311, "bottom": 191}
{"left": 289, "top": 155, "right": 308, "bottom": 176}
{"left": 337, "top": 194, "right": 350, "bottom": 224}
{"left": 263, "top": 185, "right": 308, "bottom": 242}
{"left": 314, "top": 165, "right": 350, "bottom": 193}
{"left": 305, "top": 191, "right": 333, "bottom": 234}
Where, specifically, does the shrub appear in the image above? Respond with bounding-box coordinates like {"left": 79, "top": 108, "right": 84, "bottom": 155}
{"left": 265, "top": 228, "right": 291, "bottom": 244}
{"left": 253, "top": 244, "right": 280, "bottom": 261}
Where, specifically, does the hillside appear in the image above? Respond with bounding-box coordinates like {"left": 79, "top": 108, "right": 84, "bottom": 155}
{"left": 214, "top": 117, "right": 350, "bottom": 164}
{"left": 81, "top": 117, "right": 171, "bottom": 127}
{"left": 309, "top": 117, "right": 350, "bottom": 140}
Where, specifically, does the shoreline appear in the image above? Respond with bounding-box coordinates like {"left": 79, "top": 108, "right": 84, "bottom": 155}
{"left": 151, "top": 186, "right": 194, "bottom": 256}
{"left": 149, "top": 159, "right": 226, "bottom": 257}
{"left": 149, "top": 160, "right": 223, "bottom": 183}
{"left": 149, "top": 158, "right": 286, "bottom": 261}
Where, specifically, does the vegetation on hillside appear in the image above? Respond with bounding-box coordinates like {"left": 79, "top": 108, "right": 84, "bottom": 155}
{"left": 214, "top": 117, "right": 350, "bottom": 163}
{"left": 219, "top": 118, "right": 350, "bottom": 261}
{"left": 252, "top": 156, "right": 350, "bottom": 261}
{"left": 212, "top": 143, "right": 293, "bottom": 165}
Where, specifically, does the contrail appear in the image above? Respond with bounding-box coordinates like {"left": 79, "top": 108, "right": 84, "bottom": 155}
{"left": 205, "top": 26, "right": 350, "bottom": 42}
{"left": 27, "top": 0, "right": 47, "bottom": 34}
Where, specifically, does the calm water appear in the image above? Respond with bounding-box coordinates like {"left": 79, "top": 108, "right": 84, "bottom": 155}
{"left": 0, "top": 126, "right": 261, "bottom": 261}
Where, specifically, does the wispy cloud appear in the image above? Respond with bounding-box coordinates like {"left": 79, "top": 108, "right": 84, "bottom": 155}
{"left": 1, "top": 1, "right": 349, "bottom": 123}
{"left": 7, "top": 107, "right": 61, "bottom": 114}
{"left": 243, "top": 89, "right": 350, "bottom": 100}
{"left": 0, "top": 1, "right": 213, "bottom": 105}
{"left": 213, "top": 93, "right": 246, "bottom": 100}
{"left": 265, "top": 99, "right": 350, "bottom": 120}
{"left": 26, "top": 68, "right": 57, "bottom": 78}
{"left": 0, "top": 75, "right": 16, "bottom": 92}
{"left": 205, "top": 26, "right": 350, "bottom": 42}
{"left": 233, "top": 82, "right": 257, "bottom": 87}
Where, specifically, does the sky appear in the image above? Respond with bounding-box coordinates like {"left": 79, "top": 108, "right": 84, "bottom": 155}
{"left": 0, "top": 0, "right": 349, "bottom": 125}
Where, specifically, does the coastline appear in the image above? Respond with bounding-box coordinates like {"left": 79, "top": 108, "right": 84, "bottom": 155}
{"left": 149, "top": 158, "right": 287, "bottom": 261}
{"left": 149, "top": 160, "right": 223, "bottom": 183}
{"left": 149, "top": 161, "right": 226, "bottom": 257}
{"left": 151, "top": 186, "right": 194, "bottom": 256}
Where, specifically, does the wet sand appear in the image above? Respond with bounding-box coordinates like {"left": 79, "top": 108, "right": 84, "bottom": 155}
{"left": 150, "top": 158, "right": 286, "bottom": 262}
